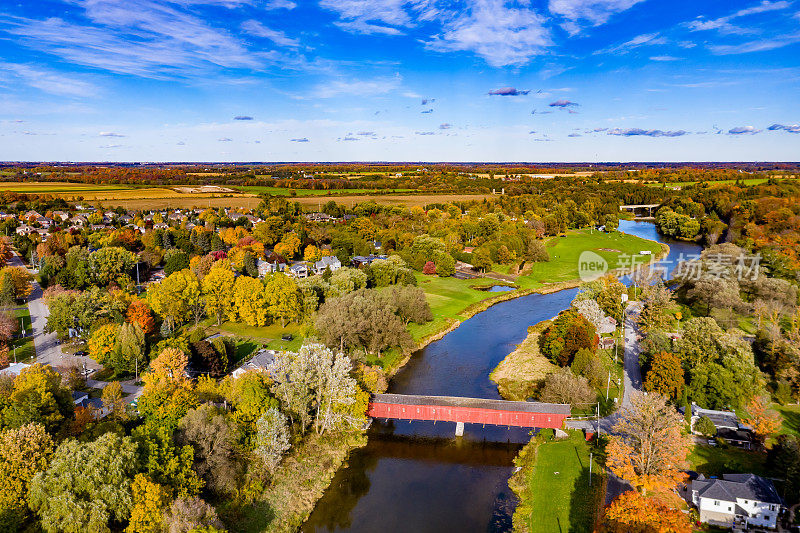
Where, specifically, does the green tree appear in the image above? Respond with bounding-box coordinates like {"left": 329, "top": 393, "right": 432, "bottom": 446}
{"left": 29, "top": 432, "right": 139, "bottom": 533}
{"left": 114, "top": 322, "right": 146, "bottom": 376}
{"left": 1, "top": 364, "right": 73, "bottom": 435}
{"left": 695, "top": 415, "right": 717, "bottom": 437}
{"left": 177, "top": 405, "right": 241, "bottom": 495}
{"left": 201, "top": 266, "right": 236, "bottom": 325}
{"left": 88, "top": 246, "right": 137, "bottom": 286}
{"left": 147, "top": 269, "right": 202, "bottom": 332}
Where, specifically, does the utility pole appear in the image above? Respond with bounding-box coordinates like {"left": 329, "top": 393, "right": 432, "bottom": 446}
{"left": 589, "top": 452, "right": 593, "bottom": 486}
{"left": 606, "top": 371, "right": 611, "bottom": 401}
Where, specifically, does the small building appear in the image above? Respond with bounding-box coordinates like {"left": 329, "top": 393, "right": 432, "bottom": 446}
{"left": 597, "top": 316, "right": 618, "bottom": 335}
{"left": 681, "top": 403, "right": 754, "bottom": 448}
{"left": 351, "top": 254, "right": 387, "bottom": 268}
{"left": 72, "top": 391, "right": 89, "bottom": 405}
{"left": 256, "top": 259, "right": 284, "bottom": 278}
{"left": 691, "top": 473, "right": 783, "bottom": 529}
{"left": 288, "top": 263, "right": 308, "bottom": 278}
{"left": 599, "top": 337, "right": 615, "bottom": 350}
{"left": 313, "top": 256, "right": 341, "bottom": 274}
{"left": 231, "top": 349, "right": 277, "bottom": 379}
{"left": 1, "top": 362, "right": 31, "bottom": 376}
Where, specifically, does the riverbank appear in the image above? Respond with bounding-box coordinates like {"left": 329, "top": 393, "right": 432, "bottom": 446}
{"left": 235, "top": 430, "right": 368, "bottom": 532}
{"left": 490, "top": 319, "right": 555, "bottom": 400}
{"left": 508, "top": 430, "right": 606, "bottom": 533}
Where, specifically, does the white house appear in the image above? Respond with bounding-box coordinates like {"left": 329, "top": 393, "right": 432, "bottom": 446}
{"left": 313, "top": 255, "right": 341, "bottom": 274}
{"left": 288, "top": 263, "right": 308, "bottom": 278}
{"left": 691, "top": 473, "right": 783, "bottom": 529}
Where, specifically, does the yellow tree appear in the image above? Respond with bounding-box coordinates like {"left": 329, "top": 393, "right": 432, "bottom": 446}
{"left": 607, "top": 391, "right": 690, "bottom": 495}
{"left": 201, "top": 266, "right": 236, "bottom": 325}
{"left": 0, "top": 423, "right": 54, "bottom": 526}
{"left": 3, "top": 364, "right": 73, "bottom": 434}
{"left": 233, "top": 275, "right": 268, "bottom": 326}
{"left": 126, "top": 474, "right": 171, "bottom": 533}
{"left": 88, "top": 323, "right": 119, "bottom": 366}
{"left": 149, "top": 347, "right": 189, "bottom": 386}
{"left": 264, "top": 273, "right": 301, "bottom": 327}
{"left": 147, "top": 269, "right": 202, "bottom": 331}
{"left": 304, "top": 244, "right": 321, "bottom": 262}
{"left": 0, "top": 266, "right": 33, "bottom": 300}
{"left": 744, "top": 396, "right": 782, "bottom": 442}
{"left": 102, "top": 381, "right": 128, "bottom": 422}
{"left": 274, "top": 233, "right": 300, "bottom": 259}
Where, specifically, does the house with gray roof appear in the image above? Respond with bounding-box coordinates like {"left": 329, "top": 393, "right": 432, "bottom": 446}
{"left": 313, "top": 255, "right": 341, "bottom": 274}
{"left": 231, "top": 349, "right": 277, "bottom": 379}
{"left": 691, "top": 473, "right": 783, "bottom": 529}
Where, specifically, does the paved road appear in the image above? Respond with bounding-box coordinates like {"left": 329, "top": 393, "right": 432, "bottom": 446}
{"left": 7, "top": 252, "right": 66, "bottom": 365}
{"left": 566, "top": 301, "right": 643, "bottom": 504}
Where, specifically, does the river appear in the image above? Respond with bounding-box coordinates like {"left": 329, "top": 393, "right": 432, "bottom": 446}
{"left": 302, "top": 221, "right": 702, "bottom": 533}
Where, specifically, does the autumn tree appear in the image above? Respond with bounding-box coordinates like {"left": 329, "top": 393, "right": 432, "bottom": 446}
{"left": 88, "top": 246, "right": 137, "bottom": 286}
{"left": 0, "top": 423, "right": 53, "bottom": 530}
{"left": 232, "top": 275, "right": 268, "bottom": 326}
{"left": 538, "top": 367, "right": 595, "bottom": 405}
{"left": 201, "top": 266, "right": 236, "bottom": 325}
{"left": 162, "top": 497, "right": 224, "bottom": 533}
{"left": 88, "top": 323, "right": 119, "bottom": 367}
{"left": 177, "top": 405, "right": 242, "bottom": 495}
{"left": 126, "top": 299, "right": 155, "bottom": 335}
{"left": 744, "top": 396, "right": 782, "bottom": 442}
{"left": 607, "top": 391, "right": 690, "bottom": 494}
{"left": 147, "top": 269, "right": 202, "bottom": 333}
{"left": 113, "top": 322, "right": 146, "bottom": 376}
{"left": 126, "top": 474, "right": 170, "bottom": 533}
{"left": 29, "top": 432, "right": 139, "bottom": 533}
{"left": 0, "top": 266, "right": 33, "bottom": 301}
{"left": 1, "top": 364, "right": 73, "bottom": 435}
{"left": 102, "top": 381, "right": 128, "bottom": 422}
{"left": 644, "top": 352, "right": 684, "bottom": 400}
{"left": 264, "top": 273, "right": 301, "bottom": 327}
{"left": 604, "top": 491, "right": 692, "bottom": 533}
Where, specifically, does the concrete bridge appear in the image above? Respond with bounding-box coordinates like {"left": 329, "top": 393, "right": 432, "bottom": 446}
{"left": 367, "top": 393, "right": 571, "bottom": 436}
{"left": 619, "top": 203, "right": 661, "bottom": 217}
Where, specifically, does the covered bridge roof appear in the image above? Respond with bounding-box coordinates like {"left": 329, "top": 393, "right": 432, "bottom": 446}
{"left": 371, "top": 393, "right": 571, "bottom": 415}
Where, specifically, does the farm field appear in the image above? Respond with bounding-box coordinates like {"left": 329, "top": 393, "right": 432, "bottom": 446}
{"left": 642, "top": 177, "right": 777, "bottom": 188}
{"left": 235, "top": 186, "right": 415, "bottom": 196}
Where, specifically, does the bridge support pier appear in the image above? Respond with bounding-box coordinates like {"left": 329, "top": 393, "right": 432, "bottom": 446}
{"left": 455, "top": 421, "right": 464, "bottom": 437}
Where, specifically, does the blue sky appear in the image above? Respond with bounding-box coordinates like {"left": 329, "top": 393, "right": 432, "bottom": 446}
{"left": 0, "top": 0, "right": 799, "bottom": 162}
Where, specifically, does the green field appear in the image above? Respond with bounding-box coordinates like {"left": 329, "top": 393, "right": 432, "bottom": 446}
{"left": 205, "top": 319, "right": 304, "bottom": 352}
{"left": 0, "top": 182, "right": 136, "bottom": 194}
{"left": 236, "top": 186, "right": 415, "bottom": 196}
{"left": 518, "top": 228, "right": 663, "bottom": 288}
{"left": 512, "top": 431, "right": 604, "bottom": 533}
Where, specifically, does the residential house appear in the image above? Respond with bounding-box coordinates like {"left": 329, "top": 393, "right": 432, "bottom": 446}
{"left": 681, "top": 403, "right": 754, "bottom": 449}
{"left": 691, "top": 473, "right": 783, "bottom": 529}
{"left": 36, "top": 216, "right": 54, "bottom": 228}
{"left": 288, "top": 263, "right": 308, "bottom": 278}
{"left": 1, "top": 362, "right": 31, "bottom": 376}
{"left": 70, "top": 214, "right": 88, "bottom": 227}
{"left": 256, "top": 259, "right": 284, "bottom": 277}
{"left": 52, "top": 210, "right": 70, "bottom": 222}
{"left": 313, "top": 255, "right": 341, "bottom": 274}
{"left": 15, "top": 224, "right": 35, "bottom": 236}
{"left": 305, "top": 212, "right": 335, "bottom": 223}
{"left": 231, "top": 349, "right": 277, "bottom": 379}
{"left": 351, "top": 254, "right": 387, "bottom": 267}
{"left": 21, "top": 210, "right": 42, "bottom": 222}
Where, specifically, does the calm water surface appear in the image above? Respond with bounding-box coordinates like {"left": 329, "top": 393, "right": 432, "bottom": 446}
{"left": 302, "top": 221, "right": 700, "bottom": 533}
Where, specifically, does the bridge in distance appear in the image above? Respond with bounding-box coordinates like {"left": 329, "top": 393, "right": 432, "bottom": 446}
{"left": 367, "top": 393, "right": 571, "bottom": 436}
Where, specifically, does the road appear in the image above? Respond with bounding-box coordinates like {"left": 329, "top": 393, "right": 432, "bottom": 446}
{"left": 566, "top": 301, "right": 644, "bottom": 504}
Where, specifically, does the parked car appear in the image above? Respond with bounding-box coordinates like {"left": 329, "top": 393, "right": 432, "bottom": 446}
{"left": 708, "top": 439, "right": 717, "bottom": 447}
{"left": 281, "top": 334, "right": 293, "bottom": 341}
{"left": 74, "top": 350, "right": 88, "bottom": 357}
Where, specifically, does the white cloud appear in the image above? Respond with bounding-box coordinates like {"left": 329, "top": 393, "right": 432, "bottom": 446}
{"left": 593, "top": 32, "right": 667, "bottom": 55}
{"left": 687, "top": 0, "right": 791, "bottom": 35}
{"left": 709, "top": 32, "right": 800, "bottom": 54}
{"left": 241, "top": 20, "right": 300, "bottom": 47}
{"left": 548, "top": 0, "right": 645, "bottom": 33}
{"left": 0, "top": 62, "right": 98, "bottom": 97}
{"left": 650, "top": 55, "right": 680, "bottom": 61}
{"left": 319, "top": 0, "right": 435, "bottom": 35}
{"left": 425, "top": 0, "right": 552, "bottom": 67}
{"left": 312, "top": 75, "right": 403, "bottom": 98}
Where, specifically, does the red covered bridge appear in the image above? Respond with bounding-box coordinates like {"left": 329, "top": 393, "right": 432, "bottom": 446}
{"left": 367, "top": 393, "right": 571, "bottom": 436}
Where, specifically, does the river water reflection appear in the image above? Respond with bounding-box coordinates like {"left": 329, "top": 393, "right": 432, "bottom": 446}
{"left": 302, "top": 221, "right": 701, "bottom": 533}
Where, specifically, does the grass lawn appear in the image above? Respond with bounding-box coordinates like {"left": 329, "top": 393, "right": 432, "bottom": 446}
{"left": 687, "top": 444, "right": 768, "bottom": 477}
{"left": 512, "top": 431, "right": 605, "bottom": 533}
{"left": 518, "top": 229, "right": 663, "bottom": 289}
{"left": 774, "top": 404, "right": 800, "bottom": 437}
{"left": 10, "top": 306, "right": 35, "bottom": 362}
{"left": 209, "top": 320, "right": 304, "bottom": 352}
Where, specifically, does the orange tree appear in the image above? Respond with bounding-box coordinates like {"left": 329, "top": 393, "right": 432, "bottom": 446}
{"left": 604, "top": 491, "right": 692, "bottom": 533}
{"left": 744, "top": 395, "right": 782, "bottom": 442}
{"left": 644, "top": 352, "right": 684, "bottom": 400}
{"left": 606, "top": 391, "right": 690, "bottom": 495}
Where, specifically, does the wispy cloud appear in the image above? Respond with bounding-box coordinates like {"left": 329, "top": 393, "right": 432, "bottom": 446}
{"left": 709, "top": 33, "right": 800, "bottom": 54}
{"left": 650, "top": 55, "right": 681, "bottom": 61}
{"left": 608, "top": 128, "right": 688, "bottom": 137}
{"left": 767, "top": 123, "right": 800, "bottom": 133}
{"left": 549, "top": 0, "right": 646, "bottom": 34}
{"left": 312, "top": 75, "right": 402, "bottom": 98}
{"left": 415, "top": 131, "right": 435, "bottom": 135}
{"left": 0, "top": 62, "right": 98, "bottom": 97}
{"left": 290, "top": 137, "right": 309, "bottom": 142}
{"left": 687, "top": 1, "right": 791, "bottom": 35}
{"left": 488, "top": 87, "right": 530, "bottom": 96}
{"left": 218, "top": 137, "right": 233, "bottom": 141}
{"left": 439, "top": 123, "right": 452, "bottom": 129}
{"left": 421, "top": 108, "right": 434, "bottom": 113}
{"left": 728, "top": 125, "right": 761, "bottom": 134}
{"left": 233, "top": 115, "right": 254, "bottom": 120}
{"left": 241, "top": 20, "right": 300, "bottom": 48}
{"left": 99, "top": 131, "right": 125, "bottom": 137}
{"left": 593, "top": 32, "right": 666, "bottom": 55}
